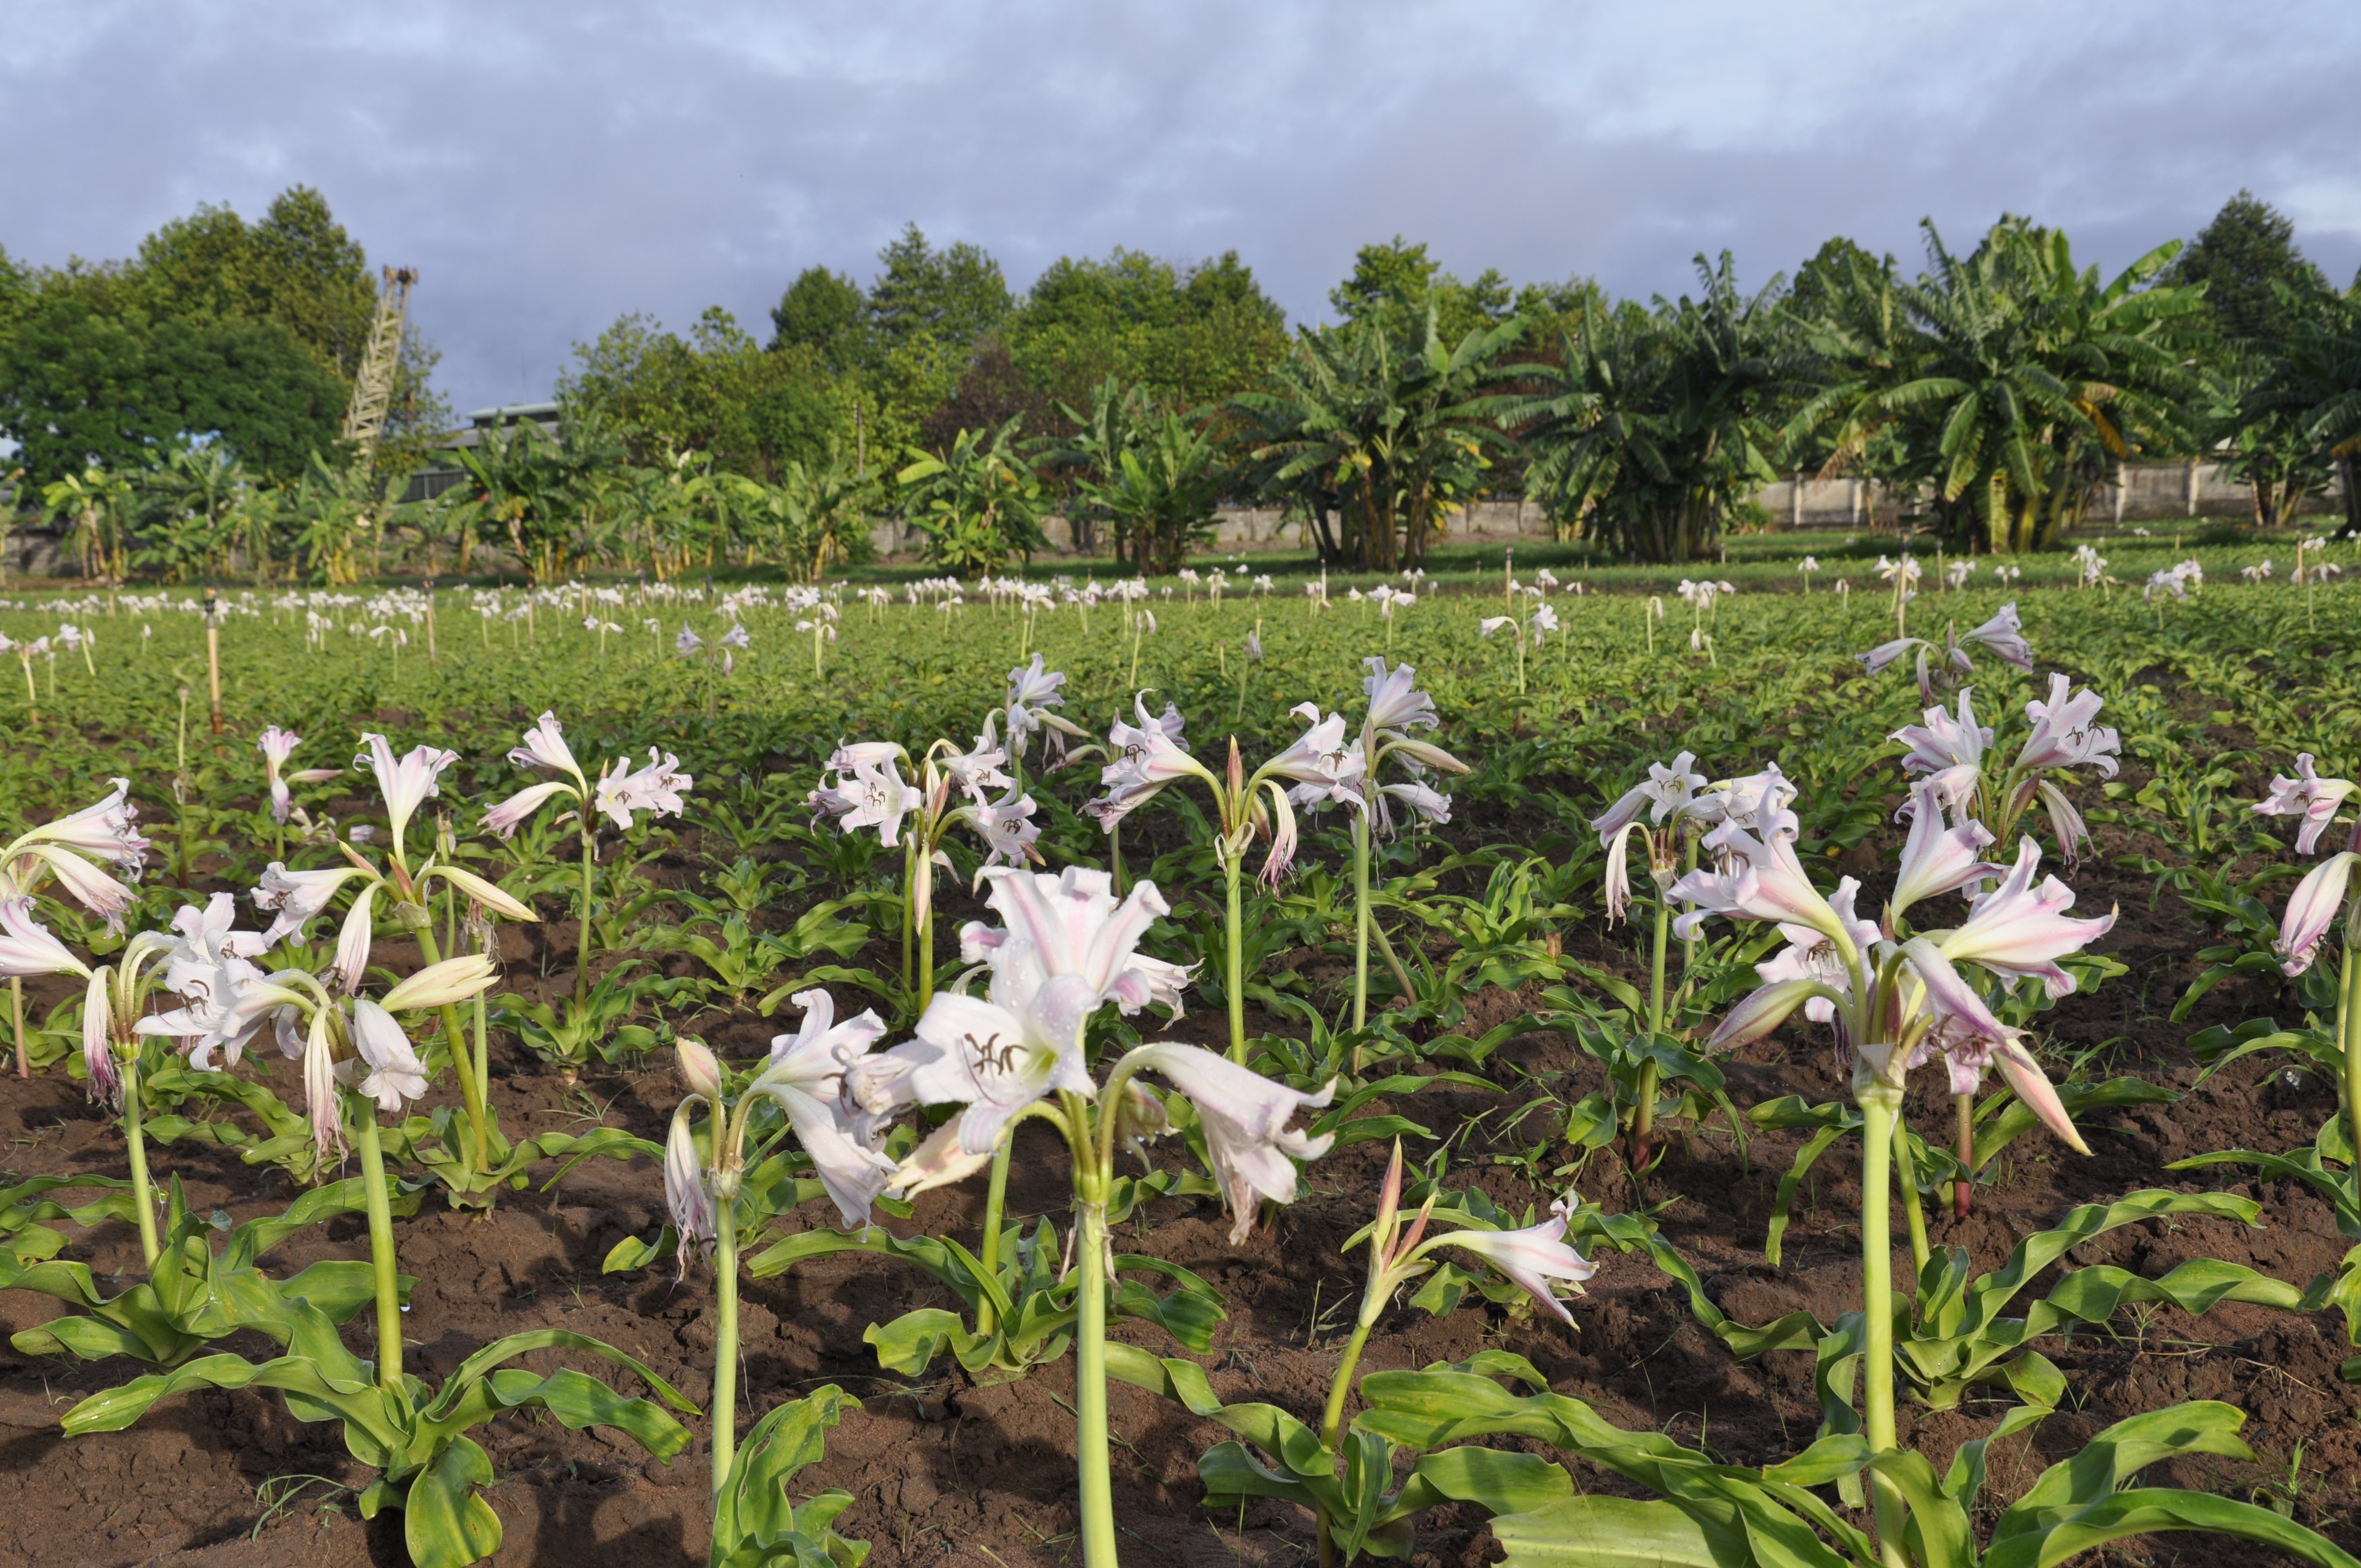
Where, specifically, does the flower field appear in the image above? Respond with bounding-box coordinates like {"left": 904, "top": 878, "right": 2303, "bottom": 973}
{"left": 2, "top": 554, "right": 2360, "bottom": 1568}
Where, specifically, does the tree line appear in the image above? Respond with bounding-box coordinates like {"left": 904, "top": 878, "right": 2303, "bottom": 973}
{"left": 6, "top": 190, "right": 2358, "bottom": 580}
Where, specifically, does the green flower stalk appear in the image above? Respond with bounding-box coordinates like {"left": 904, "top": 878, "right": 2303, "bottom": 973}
{"left": 1685, "top": 783, "right": 2109, "bottom": 1560}
{"left": 1316, "top": 1142, "right": 1597, "bottom": 1562}
{"left": 480, "top": 711, "right": 692, "bottom": 1010}
{"left": 842, "top": 866, "right": 1334, "bottom": 1568}
{"left": 1084, "top": 696, "right": 1365, "bottom": 1063}
{"left": 806, "top": 728, "right": 1043, "bottom": 1015}
{"left": 660, "top": 994, "right": 893, "bottom": 1495}
{"left": 1346, "top": 662, "right": 1466, "bottom": 1045}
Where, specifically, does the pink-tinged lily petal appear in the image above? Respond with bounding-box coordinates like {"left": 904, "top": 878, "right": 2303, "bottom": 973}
{"left": 331, "top": 885, "right": 378, "bottom": 993}
{"left": 1430, "top": 1199, "right": 1597, "bottom": 1323}
{"left": 1257, "top": 782, "right": 1300, "bottom": 889}
{"left": 1989, "top": 1035, "right": 2090, "bottom": 1155}
{"left": 1592, "top": 752, "right": 1705, "bottom": 842}
{"left": 81, "top": 970, "right": 116, "bottom": 1109}
{"left": 2016, "top": 674, "right": 2120, "bottom": 778}
{"left": 483, "top": 780, "right": 575, "bottom": 840}
{"left": 663, "top": 1102, "right": 715, "bottom": 1260}
{"left": 1892, "top": 690, "right": 1990, "bottom": 780}
{"left": 761, "top": 1083, "right": 900, "bottom": 1228}
{"left": 593, "top": 749, "right": 692, "bottom": 831}
{"left": 507, "top": 711, "right": 584, "bottom": 783}
{"left": 257, "top": 726, "right": 302, "bottom": 769}
{"left": 1670, "top": 813, "right": 1846, "bottom": 944}
{"left": 353, "top": 734, "right": 460, "bottom": 855}
{"left": 1088, "top": 695, "right": 1204, "bottom": 828}
{"left": 1856, "top": 637, "right": 1925, "bottom": 677}
{"left": 2035, "top": 780, "right": 2092, "bottom": 870}
{"left": 1960, "top": 602, "right": 2032, "bottom": 669}
{"left": 2276, "top": 852, "right": 2359, "bottom": 977}
{"left": 21, "top": 843, "right": 136, "bottom": 932}
{"left": 1889, "top": 781, "right": 1998, "bottom": 920}
{"left": 2253, "top": 754, "right": 2358, "bottom": 856}
{"left": 1708, "top": 978, "right": 1838, "bottom": 1052}
{"left": 0, "top": 895, "right": 90, "bottom": 979}
{"left": 23, "top": 778, "right": 149, "bottom": 873}
{"left": 887, "top": 1120, "right": 998, "bottom": 1202}
{"left": 1128, "top": 1042, "right": 1335, "bottom": 1244}
{"left": 1934, "top": 839, "right": 2114, "bottom": 997}
{"left": 759, "top": 988, "right": 887, "bottom": 1099}
{"left": 341, "top": 999, "right": 428, "bottom": 1115}
{"left": 301, "top": 1006, "right": 345, "bottom": 1166}
{"left": 1379, "top": 780, "right": 1452, "bottom": 829}
{"left": 253, "top": 863, "right": 368, "bottom": 947}
{"left": 1361, "top": 657, "right": 1440, "bottom": 733}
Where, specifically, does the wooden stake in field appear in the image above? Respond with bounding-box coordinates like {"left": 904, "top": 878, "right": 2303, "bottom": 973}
{"left": 204, "top": 590, "right": 224, "bottom": 734}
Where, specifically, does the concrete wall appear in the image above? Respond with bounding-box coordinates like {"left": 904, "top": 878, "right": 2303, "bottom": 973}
{"left": 1753, "top": 461, "right": 2345, "bottom": 532}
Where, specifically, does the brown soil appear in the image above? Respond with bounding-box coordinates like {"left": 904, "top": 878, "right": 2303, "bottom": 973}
{"left": 0, "top": 826, "right": 2353, "bottom": 1568}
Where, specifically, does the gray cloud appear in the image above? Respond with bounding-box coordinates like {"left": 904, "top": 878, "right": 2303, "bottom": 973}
{"left": 5, "top": 0, "right": 2355, "bottom": 409}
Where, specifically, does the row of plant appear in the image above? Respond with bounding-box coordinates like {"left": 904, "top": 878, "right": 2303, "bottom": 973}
{"left": 1, "top": 573, "right": 2359, "bottom": 1567}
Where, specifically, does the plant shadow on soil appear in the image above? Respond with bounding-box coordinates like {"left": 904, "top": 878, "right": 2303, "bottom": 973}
{"left": 0, "top": 808, "right": 2354, "bottom": 1568}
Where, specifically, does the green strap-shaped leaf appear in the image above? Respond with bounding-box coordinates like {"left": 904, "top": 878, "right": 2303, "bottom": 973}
{"left": 1986, "top": 1490, "right": 2361, "bottom": 1568}
{"left": 426, "top": 1328, "right": 697, "bottom": 1419}
{"left": 404, "top": 1434, "right": 503, "bottom": 1568}
{"left": 1490, "top": 1495, "right": 1756, "bottom": 1568}
{"left": 482, "top": 1366, "right": 691, "bottom": 1459}
{"left": 1408, "top": 1445, "right": 1575, "bottom": 1517}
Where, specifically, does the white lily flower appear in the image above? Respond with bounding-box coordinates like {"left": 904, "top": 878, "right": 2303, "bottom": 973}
{"left": 0, "top": 895, "right": 91, "bottom": 979}
{"left": 1432, "top": 1197, "right": 1597, "bottom": 1323}
{"left": 340, "top": 998, "right": 429, "bottom": 1115}
{"left": 808, "top": 754, "right": 921, "bottom": 846}
{"left": 507, "top": 710, "right": 586, "bottom": 786}
{"left": 1931, "top": 838, "right": 2115, "bottom": 998}
{"left": 592, "top": 748, "right": 693, "bottom": 831}
{"left": 1125, "top": 1042, "right": 1336, "bottom": 1243}
{"left": 2016, "top": 674, "right": 2120, "bottom": 777}
{"left": 20, "top": 777, "right": 150, "bottom": 874}
{"left": 353, "top": 733, "right": 459, "bottom": 861}
{"left": 251, "top": 859, "right": 366, "bottom": 944}
{"left": 2254, "top": 754, "right": 2358, "bottom": 855}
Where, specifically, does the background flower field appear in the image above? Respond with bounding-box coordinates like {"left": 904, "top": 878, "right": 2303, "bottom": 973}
{"left": 0, "top": 552, "right": 2356, "bottom": 1568}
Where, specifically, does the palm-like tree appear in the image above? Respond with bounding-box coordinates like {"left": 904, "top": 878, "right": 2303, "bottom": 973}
{"left": 1793, "top": 219, "right": 2205, "bottom": 554}
{"left": 896, "top": 418, "right": 1048, "bottom": 577}
{"left": 1047, "top": 377, "right": 1155, "bottom": 564}
{"left": 1233, "top": 306, "right": 1522, "bottom": 570}
{"left": 1084, "top": 411, "right": 1225, "bottom": 575}
{"left": 1512, "top": 255, "right": 1804, "bottom": 563}
{"left": 2250, "top": 281, "right": 2361, "bottom": 536}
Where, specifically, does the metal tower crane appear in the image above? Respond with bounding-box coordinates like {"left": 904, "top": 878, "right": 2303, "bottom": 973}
{"left": 340, "top": 264, "right": 418, "bottom": 464}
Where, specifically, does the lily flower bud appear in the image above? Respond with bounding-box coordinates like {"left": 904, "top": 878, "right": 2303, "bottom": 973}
{"left": 677, "top": 1037, "right": 723, "bottom": 1101}
{"left": 379, "top": 953, "right": 499, "bottom": 1013}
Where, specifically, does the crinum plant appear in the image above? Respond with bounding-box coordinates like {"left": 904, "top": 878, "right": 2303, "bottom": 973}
{"left": 0, "top": 777, "right": 151, "bottom": 1077}
{"left": 1675, "top": 792, "right": 2111, "bottom": 1564}
{"left": 805, "top": 725, "right": 1041, "bottom": 1015}
{"left": 58, "top": 946, "right": 696, "bottom": 1568}
{"left": 482, "top": 709, "right": 693, "bottom": 1009}
{"left": 249, "top": 733, "right": 537, "bottom": 1185}
{"left": 836, "top": 864, "right": 1335, "bottom": 1568}
{"left": 1085, "top": 694, "right": 1358, "bottom": 1061}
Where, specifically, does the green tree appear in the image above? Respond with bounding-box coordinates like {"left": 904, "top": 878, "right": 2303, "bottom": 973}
{"left": 1082, "top": 410, "right": 1223, "bottom": 574}
{"left": 768, "top": 267, "right": 870, "bottom": 372}
{"left": 895, "top": 418, "right": 1047, "bottom": 576}
{"left": 867, "top": 224, "right": 1014, "bottom": 357}
{"left": 1794, "top": 217, "right": 2206, "bottom": 554}
{"left": 1045, "top": 376, "right": 1156, "bottom": 561}
{"left": 2166, "top": 190, "right": 2326, "bottom": 346}
{"left": 1513, "top": 256, "right": 1804, "bottom": 563}
{"left": 1234, "top": 306, "right": 1522, "bottom": 570}
{"left": 1331, "top": 238, "right": 1515, "bottom": 346}
{"left": 1010, "top": 248, "right": 1288, "bottom": 416}
{"left": 559, "top": 308, "right": 840, "bottom": 478}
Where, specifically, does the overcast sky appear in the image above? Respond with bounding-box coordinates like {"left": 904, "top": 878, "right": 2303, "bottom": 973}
{"left": 7, "top": 1, "right": 2357, "bottom": 412}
